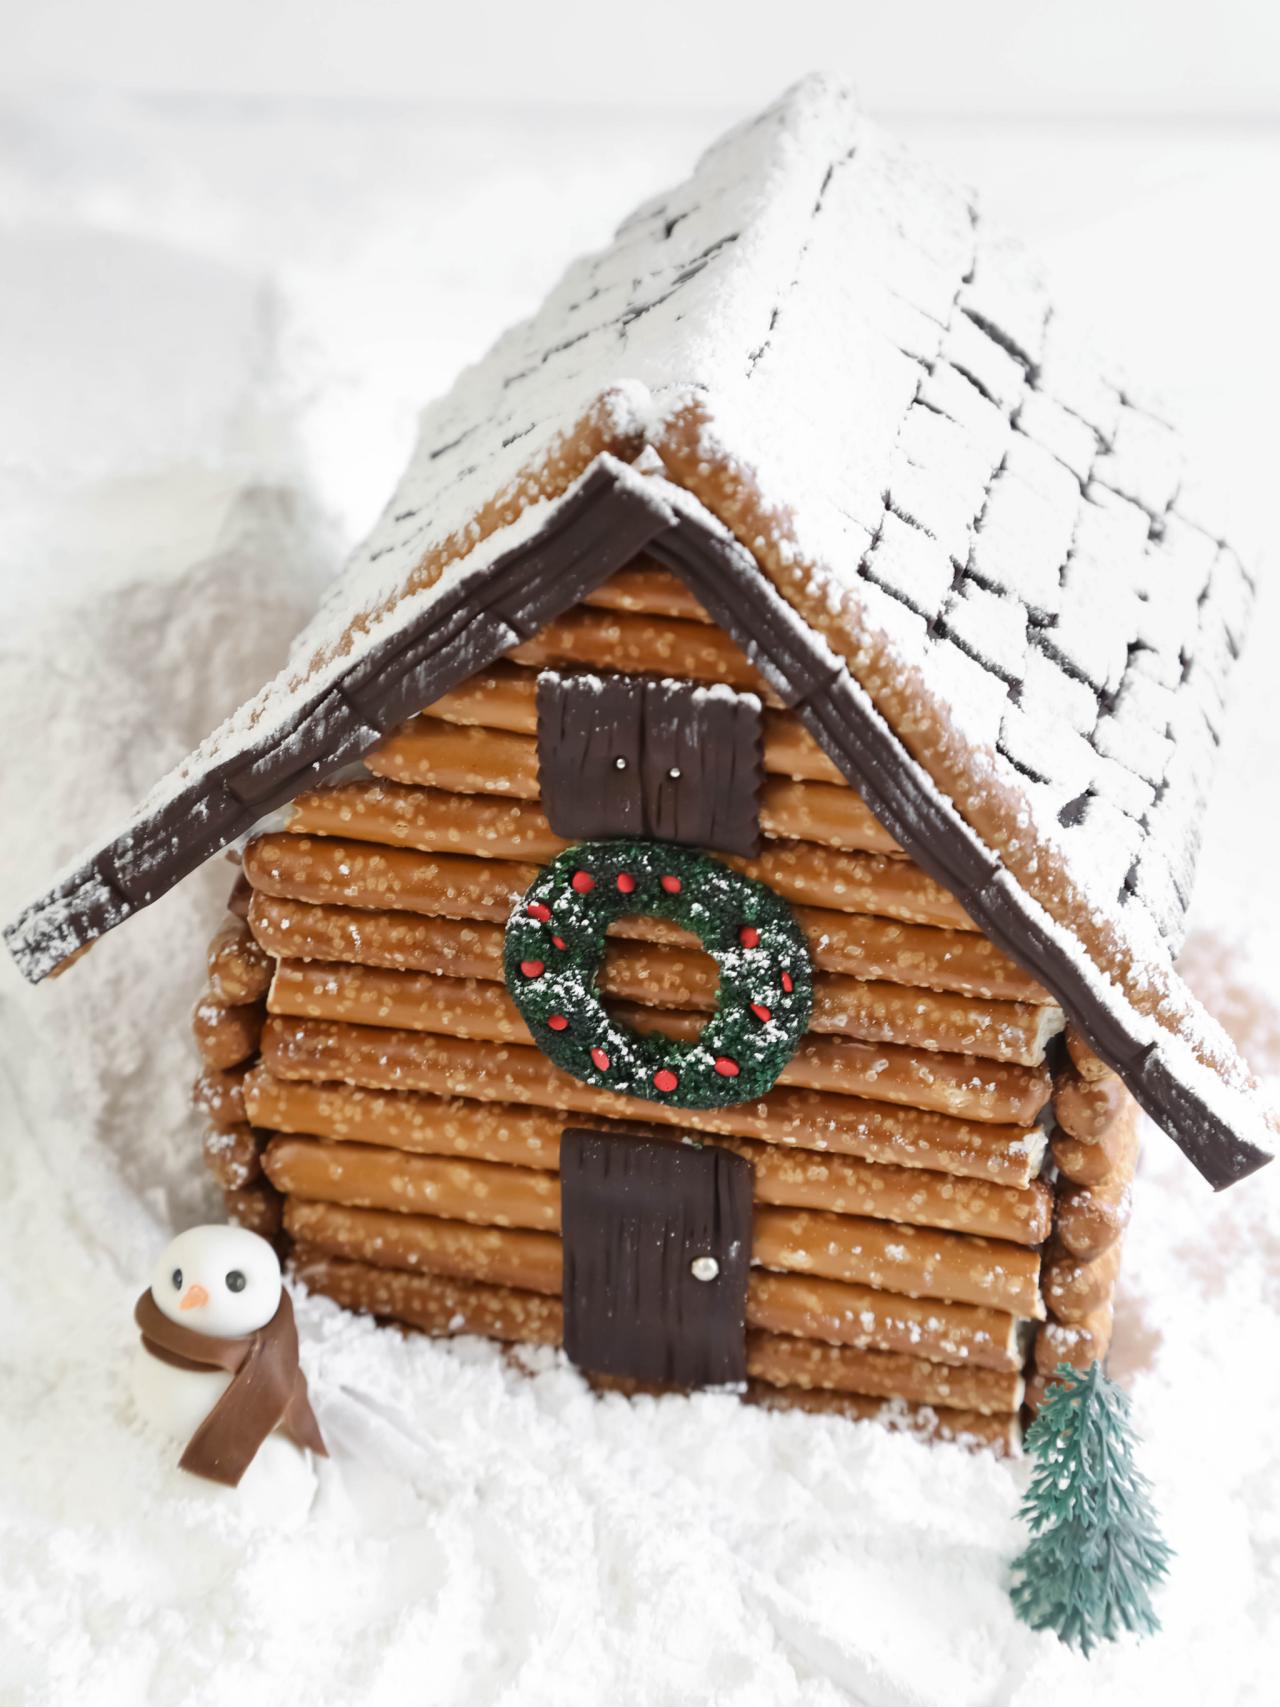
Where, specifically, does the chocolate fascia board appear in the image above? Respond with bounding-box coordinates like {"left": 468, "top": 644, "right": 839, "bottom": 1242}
{"left": 644, "top": 500, "right": 1271, "bottom": 1191}
{"left": 6, "top": 454, "right": 1269, "bottom": 1190}
{"left": 3, "top": 460, "right": 677, "bottom": 984}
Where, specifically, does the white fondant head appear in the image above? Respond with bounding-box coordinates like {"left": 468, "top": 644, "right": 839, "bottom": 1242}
{"left": 150, "top": 1224, "right": 282, "bottom": 1338}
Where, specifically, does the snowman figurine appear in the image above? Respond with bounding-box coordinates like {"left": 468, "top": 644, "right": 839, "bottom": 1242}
{"left": 131, "top": 1224, "right": 327, "bottom": 1496}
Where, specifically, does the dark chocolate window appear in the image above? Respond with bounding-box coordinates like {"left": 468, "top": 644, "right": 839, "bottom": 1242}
{"left": 536, "top": 670, "right": 763, "bottom": 855}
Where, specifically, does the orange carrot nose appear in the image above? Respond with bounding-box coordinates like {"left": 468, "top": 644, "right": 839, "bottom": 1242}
{"left": 179, "top": 1283, "right": 210, "bottom": 1311}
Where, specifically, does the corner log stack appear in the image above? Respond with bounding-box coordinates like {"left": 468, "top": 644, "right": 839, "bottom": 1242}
{"left": 184, "top": 569, "right": 1142, "bottom": 1447}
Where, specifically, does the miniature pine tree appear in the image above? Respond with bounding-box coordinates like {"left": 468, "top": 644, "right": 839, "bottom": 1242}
{"left": 1010, "top": 1361, "right": 1172, "bottom": 1656}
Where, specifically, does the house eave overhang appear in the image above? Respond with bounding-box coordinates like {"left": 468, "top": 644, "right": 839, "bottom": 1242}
{"left": 4, "top": 452, "right": 1272, "bottom": 1191}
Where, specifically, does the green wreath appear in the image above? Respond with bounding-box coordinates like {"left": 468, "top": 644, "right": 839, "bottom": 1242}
{"left": 503, "top": 840, "right": 813, "bottom": 1110}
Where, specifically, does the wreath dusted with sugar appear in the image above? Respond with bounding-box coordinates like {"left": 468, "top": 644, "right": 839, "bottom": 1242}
{"left": 503, "top": 841, "right": 813, "bottom": 1109}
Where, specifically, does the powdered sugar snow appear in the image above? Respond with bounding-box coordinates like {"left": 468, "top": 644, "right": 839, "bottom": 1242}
{"left": 0, "top": 92, "right": 1277, "bottom": 1707}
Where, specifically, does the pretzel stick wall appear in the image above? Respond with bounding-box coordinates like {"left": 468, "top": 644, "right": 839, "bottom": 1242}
{"left": 283, "top": 1198, "right": 1025, "bottom": 1371}
{"left": 273, "top": 794, "right": 972, "bottom": 932}
{"left": 292, "top": 1252, "right": 1022, "bottom": 1415}
{"left": 244, "top": 1071, "right": 1052, "bottom": 1244}
{"left": 257, "top": 1020, "right": 1046, "bottom": 1185}
{"left": 248, "top": 888, "right": 1051, "bottom": 1007}
{"left": 262, "top": 1135, "right": 1042, "bottom": 1315}
{"left": 265, "top": 966, "right": 1051, "bottom": 1125}
{"left": 265, "top": 938, "right": 1057, "bottom": 1064}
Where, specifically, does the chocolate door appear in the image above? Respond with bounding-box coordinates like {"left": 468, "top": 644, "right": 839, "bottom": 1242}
{"left": 559, "top": 1129, "right": 752, "bottom": 1387}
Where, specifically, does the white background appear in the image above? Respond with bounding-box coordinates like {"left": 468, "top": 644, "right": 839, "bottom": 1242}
{"left": 5, "top": 0, "right": 1280, "bottom": 118}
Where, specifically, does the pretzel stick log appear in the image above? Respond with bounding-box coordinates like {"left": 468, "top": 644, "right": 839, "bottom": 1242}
{"left": 257, "top": 1020, "right": 1047, "bottom": 1185}
{"left": 743, "top": 1269, "right": 1024, "bottom": 1370}
{"left": 288, "top": 1200, "right": 564, "bottom": 1293}
{"left": 202, "top": 1122, "right": 264, "bottom": 1190}
{"left": 243, "top": 834, "right": 538, "bottom": 922}
{"left": 614, "top": 1002, "right": 1051, "bottom": 1124}
{"left": 246, "top": 1071, "right": 1050, "bottom": 1243}
{"left": 249, "top": 886, "right": 1048, "bottom": 1009}
{"left": 264, "top": 1137, "right": 561, "bottom": 1230}
{"left": 296, "top": 1251, "right": 564, "bottom": 1346}
{"left": 274, "top": 796, "right": 970, "bottom": 933}
{"left": 267, "top": 943, "right": 1060, "bottom": 1065}
{"left": 738, "top": 844, "right": 975, "bottom": 932}
{"left": 223, "top": 1180, "right": 282, "bottom": 1239}
{"left": 743, "top": 1331, "right": 1022, "bottom": 1415}
{"left": 731, "top": 1138, "right": 1052, "bottom": 1245}
{"left": 293, "top": 1251, "right": 1020, "bottom": 1413}
{"left": 193, "top": 1064, "right": 250, "bottom": 1130}
{"left": 1041, "top": 1238, "right": 1123, "bottom": 1324}
{"left": 742, "top": 1382, "right": 1018, "bottom": 1454}
{"left": 1064, "top": 1024, "right": 1115, "bottom": 1083}
{"left": 507, "top": 607, "right": 773, "bottom": 699}
{"left": 424, "top": 660, "right": 847, "bottom": 783}
{"left": 1054, "top": 1124, "right": 1139, "bottom": 1260}
{"left": 752, "top": 1206, "right": 1043, "bottom": 1316}
{"left": 287, "top": 784, "right": 567, "bottom": 865}
{"left": 1051, "top": 1098, "right": 1138, "bottom": 1185}
{"left": 246, "top": 1073, "right": 564, "bottom": 1168}
{"left": 580, "top": 563, "right": 712, "bottom": 623}
{"left": 367, "top": 719, "right": 900, "bottom": 856}
{"left": 1053, "top": 1070, "right": 1134, "bottom": 1143}
{"left": 266, "top": 966, "right": 1051, "bottom": 1125}
{"left": 1033, "top": 1304, "right": 1114, "bottom": 1376}
{"left": 192, "top": 995, "right": 265, "bottom": 1070}
{"left": 285, "top": 1198, "right": 1025, "bottom": 1370}
{"left": 207, "top": 920, "right": 273, "bottom": 1005}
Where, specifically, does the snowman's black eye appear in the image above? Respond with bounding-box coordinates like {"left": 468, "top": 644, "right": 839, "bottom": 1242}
{"left": 171, "top": 1268, "right": 183, "bottom": 1290}
{"left": 226, "top": 1269, "right": 246, "bottom": 1293}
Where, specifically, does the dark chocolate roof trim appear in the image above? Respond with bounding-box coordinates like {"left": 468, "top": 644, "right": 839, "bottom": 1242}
{"left": 4, "top": 462, "right": 677, "bottom": 983}
{"left": 5, "top": 457, "right": 1269, "bottom": 1189}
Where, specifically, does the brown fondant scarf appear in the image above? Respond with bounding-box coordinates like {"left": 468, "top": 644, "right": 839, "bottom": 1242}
{"left": 135, "top": 1288, "right": 327, "bottom": 1487}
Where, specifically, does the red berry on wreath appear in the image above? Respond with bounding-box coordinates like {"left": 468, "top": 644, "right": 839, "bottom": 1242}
{"left": 571, "top": 870, "right": 595, "bottom": 893}
{"left": 616, "top": 872, "right": 636, "bottom": 894}
{"left": 653, "top": 1068, "right": 679, "bottom": 1093}
{"left": 552, "top": 935, "right": 567, "bottom": 950}
{"left": 520, "top": 960, "right": 545, "bottom": 978}
{"left": 526, "top": 901, "right": 552, "bottom": 922}
{"left": 781, "top": 970, "right": 794, "bottom": 992}
{"left": 590, "top": 1046, "right": 610, "bottom": 1071}
{"left": 750, "top": 1002, "right": 772, "bottom": 1024}
{"left": 714, "top": 1056, "right": 740, "bottom": 1077}
{"left": 660, "top": 874, "right": 682, "bottom": 894}
{"left": 548, "top": 1014, "right": 569, "bottom": 1032}
{"left": 738, "top": 925, "right": 760, "bottom": 948}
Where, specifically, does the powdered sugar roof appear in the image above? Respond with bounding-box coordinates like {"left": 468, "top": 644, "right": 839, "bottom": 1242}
{"left": 3, "top": 75, "right": 1271, "bottom": 1179}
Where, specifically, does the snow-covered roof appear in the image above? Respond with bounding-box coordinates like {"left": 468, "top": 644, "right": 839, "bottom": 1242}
{"left": 5, "top": 75, "right": 1273, "bottom": 1187}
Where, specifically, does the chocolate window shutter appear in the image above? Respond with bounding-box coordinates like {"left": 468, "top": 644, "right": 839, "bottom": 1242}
{"left": 560, "top": 1129, "right": 753, "bottom": 1387}
{"left": 537, "top": 670, "right": 763, "bottom": 855}
{"left": 536, "top": 671, "right": 647, "bottom": 838}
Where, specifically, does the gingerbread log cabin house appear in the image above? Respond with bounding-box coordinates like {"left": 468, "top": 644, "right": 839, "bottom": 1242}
{"left": 8, "top": 78, "right": 1274, "bottom": 1455}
